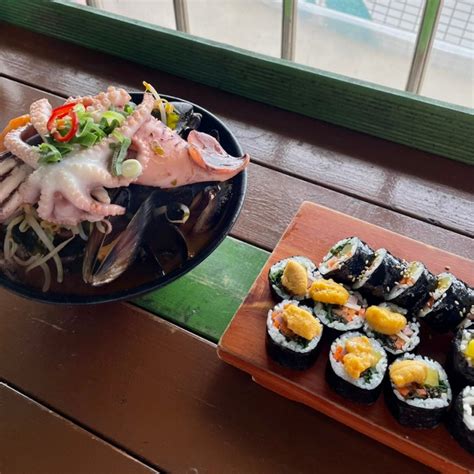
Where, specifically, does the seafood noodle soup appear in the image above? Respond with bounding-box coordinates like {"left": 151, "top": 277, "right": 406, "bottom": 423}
{"left": 0, "top": 86, "right": 248, "bottom": 302}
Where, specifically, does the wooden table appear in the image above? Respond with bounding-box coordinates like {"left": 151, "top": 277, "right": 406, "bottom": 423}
{"left": 0, "top": 25, "right": 473, "bottom": 474}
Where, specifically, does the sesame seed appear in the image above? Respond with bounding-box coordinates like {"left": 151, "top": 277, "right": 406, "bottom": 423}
{"left": 455, "top": 300, "right": 459, "bottom": 305}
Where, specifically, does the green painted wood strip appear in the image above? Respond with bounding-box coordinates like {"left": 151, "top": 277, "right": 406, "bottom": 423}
{"left": 0, "top": 1, "right": 472, "bottom": 165}
{"left": 133, "top": 237, "right": 269, "bottom": 342}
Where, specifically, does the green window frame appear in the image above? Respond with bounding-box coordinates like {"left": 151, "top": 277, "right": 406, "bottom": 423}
{"left": 1, "top": 0, "right": 472, "bottom": 164}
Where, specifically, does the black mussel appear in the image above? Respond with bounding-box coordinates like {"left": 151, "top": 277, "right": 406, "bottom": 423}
{"left": 169, "top": 101, "right": 202, "bottom": 135}
{"left": 82, "top": 189, "right": 154, "bottom": 286}
{"left": 181, "top": 183, "right": 232, "bottom": 235}
{"left": 145, "top": 217, "right": 189, "bottom": 273}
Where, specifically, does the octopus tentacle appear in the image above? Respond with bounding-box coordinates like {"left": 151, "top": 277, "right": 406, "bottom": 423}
{"left": 20, "top": 93, "right": 154, "bottom": 225}
{"left": 30, "top": 98, "right": 52, "bottom": 139}
{"left": 66, "top": 86, "right": 132, "bottom": 111}
{"left": 0, "top": 161, "right": 33, "bottom": 222}
{"left": 3, "top": 125, "right": 41, "bottom": 169}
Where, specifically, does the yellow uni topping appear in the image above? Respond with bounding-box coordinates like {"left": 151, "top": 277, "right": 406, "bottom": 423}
{"left": 343, "top": 352, "right": 373, "bottom": 379}
{"left": 365, "top": 306, "right": 407, "bottom": 335}
{"left": 282, "top": 304, "right": 322, "bottom": 340}
{"left": 390, "top": 359, "right": 428, "bottom": 388}
{"left": 342, "top": 336, "right": 380, "bottom": 379}
{"left": 308, "top": 278, "right": 350, "bottom": 305}
{"left": 465, "top": 340, "right": 474, "bottom": 359}
{"left": 281, "top": 260, "right": 308, "bottom": 297}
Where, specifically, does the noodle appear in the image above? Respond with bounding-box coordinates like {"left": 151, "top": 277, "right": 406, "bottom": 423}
{"left": 40, "top": 262, "right": 51, "bottom": 292}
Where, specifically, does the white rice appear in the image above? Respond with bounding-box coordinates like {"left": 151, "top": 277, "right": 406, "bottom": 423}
{"left": 390, "top": 354, "right": 452, "bottom": 408}
{"left": 418, "top": 273, "right": 453, "bottom": 318}
{"left": 314, "top": 291, "right": 366, "bottom": 331}
{"left": 460, "top": 327, "right": 474, "bottom": 368}
{"left": 461, "top": 386, "right": 474, "bottom": 431}
{"left": 329, "top": 331, "right": 387, "bottom": 390}
{"left": 387, "top": 261, "right": 424, "bottom": 301}
{"left": 353, "top": 248, "right": 385, "bottom": 289}
{"left": 319, "top": 237, "right": 356, "bottom": 274}
{"left": 267, "top": 300, "right": 322, "bottom": 353}
{"left": 269, "top": 256, "right": 317, "bottom": 300}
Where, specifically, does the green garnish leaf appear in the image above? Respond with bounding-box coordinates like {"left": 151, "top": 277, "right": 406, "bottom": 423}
{"left": 37, "top": 143, "right": 63, "bottom": 165}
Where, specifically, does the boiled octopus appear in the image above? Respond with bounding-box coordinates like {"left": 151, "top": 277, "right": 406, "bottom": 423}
{"left": 0, "top": 86, "right": 249, "bottom": 226}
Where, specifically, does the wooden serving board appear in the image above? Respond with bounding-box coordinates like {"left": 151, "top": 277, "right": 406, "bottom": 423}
{"left": 218, "top": 202, "right": 474, "bottom": 473}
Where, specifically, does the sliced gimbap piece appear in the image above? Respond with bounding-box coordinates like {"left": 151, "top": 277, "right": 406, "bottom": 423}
{"left": 387, "top": 354, "right": 452, "bottom": 428}
{"left": 452, "top": 321, "right": 474, "bottom": 386}
{"left": 417, "top": 273, "right": 473, "bottom": 333}
{"left": 353, "top": 248, "right": 405, "bottom": 300}
{"left": 268, "top": 256, "right": 317, "bottom": 300}
{"left": 449, "top": 386, "right": 474, "bottom": 454}
{"left": 319, "top": 237, "right": 374, "bottom": 285}
{"left": 385, "top": 261, "right": 436, "bottom": 312}
{"left": 364, "top": 303, "right": 420, "bottom": 357}
{"left": 326, "top": 332, "right": 387, "bottom": 404}
{"left": 310, "top": 279, "right": 367, "bottom": 335}
{"left": 266, "top": 300, "right": 323, "bottom": 370}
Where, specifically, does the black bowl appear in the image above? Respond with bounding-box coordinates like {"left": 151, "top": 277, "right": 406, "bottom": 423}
{"left": 0, "top": 93, "right": 247, "bottom": 304}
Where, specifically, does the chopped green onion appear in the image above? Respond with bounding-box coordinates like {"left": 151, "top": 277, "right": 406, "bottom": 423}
{"left": 167, "top": 111, "right": 180, "bottom": 130}
{"left": 110, "top": 136, "right": 132, "bottom": 176}
{"left": 37, "top": 143, "right": 63, "bottom": 165}
{"left": 121, "top": 159, "right": 142, "bottom": 179}
{"left": 123, "top": 102, "right": 136, "bottom": 115}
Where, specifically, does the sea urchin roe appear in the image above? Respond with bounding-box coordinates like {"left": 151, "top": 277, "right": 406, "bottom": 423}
{"left": 343, "top": 352, "right": 373, "bottom": 379}
{"left": 365, "top": 305, "right": 407, "bottom": 335}
{"left": 390, "top": 359, "right": 428, "bottom": 388}
{"left": 309, "top": 278, "right": 350, "bottom": 305}
{"left": 342, "top": 336, "right": 380, "bottom": 378}
{"left": 465, "top": 340, "right": 474, "bottom": 360}
{"left": 281, "top": 304, "right": 321, "bottom": 340}
{"left": 281, "top": 260, "right": 308, "bottom": 297}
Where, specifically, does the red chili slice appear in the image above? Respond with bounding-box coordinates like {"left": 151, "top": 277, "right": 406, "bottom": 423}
{"left": 47, "top": 102, "right": 79, "bottom": 142}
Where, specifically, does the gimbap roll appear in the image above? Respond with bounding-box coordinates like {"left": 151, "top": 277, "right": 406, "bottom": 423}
{"left": 449, "top": 386, "right": 474, "bottom": 454}
{"left": 266, "top": 300, "right": 323, "bottom": 370}
{"left": 310, "top": 279, "right": 367, "bottom": 335}
{"left": 319, "top": 237, "right": 374, "bottom": 285}
{"left": 268, "top": 256, "right": 317, "bottom": 300}
{"left": 353, "top": 248, "right": 405, "bottom": 300}
{"left": 418, "top": 273, "right": 473, "bottom": 333}
{"left": 364, "top": 303, "right": 420, "bottom": 356}
{"left": 452, "top": 321, "right": 474, "bottom": 386}
{"left": 326, "top": 332, "right": 387, "bottom": 404}
{"left": 386, "top": 261, "right": 436, "bottom": 312}
{"left": 387, "top": 354, "right": 452, "bottom": 428}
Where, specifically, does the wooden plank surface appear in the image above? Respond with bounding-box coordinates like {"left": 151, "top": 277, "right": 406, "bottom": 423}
{"left": 0, "top": 383, "right": 157, "bottom": 474}
{"left": 219, "top": 201, "right": 474, "bottom": 473}
{"left": 0, "top": 291, "right": 433, "bottom": 474}
{"left": 1, "top": 26, "right": 473, "bottom": 236}
{"left": 1, "top": 1, "right": 473, "bottom": 165}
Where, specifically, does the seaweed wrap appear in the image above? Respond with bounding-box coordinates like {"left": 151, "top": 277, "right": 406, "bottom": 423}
{"left": 386, "top": 261, "right": 436, "bottom": 312}
{"left": 326, "top": 332, "right": 387, "bottom": 404}
{"left": 268, "top": 256, "right": 317, "bottom": 300}
{"left": 452, "top": 321, "right": 474, "bottom": 386}
{"left": 449, "top": 386, "right": 474, "bottom": 454}
{"left": 318, "top": 237, "right": 374, "bottom": 285}
{"left": 364, "top": 303, "right": 420, "bottom": 357}
{"left": 353, "top": 248, "right": 405, "bottom": 300}
{"left": 266, "top": 300, "right": 323, "bottom": 370}
{"left": 387, "top": 354, "right": 452, "bottom": 428}
{"left": 310, "top": 278, "right": 367, "bottom": 336}
{"left": 418, "top": 273, "right": 473, "bottom": 333}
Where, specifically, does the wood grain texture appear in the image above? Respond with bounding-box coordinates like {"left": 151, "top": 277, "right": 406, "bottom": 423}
{"left": 0, "top": 291, "right": 433, "bottom": 474}
{"left": 0, "top": 383, "right": 157, "bottom": 474}
{"left": 1, "top": 41, "right": 473, "bottom": 238}
{"left": 0, "top": 0, "right": 473, "bottom": 165}
{"left": 219, "top": 202, "right": 474, "bottom": 474}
